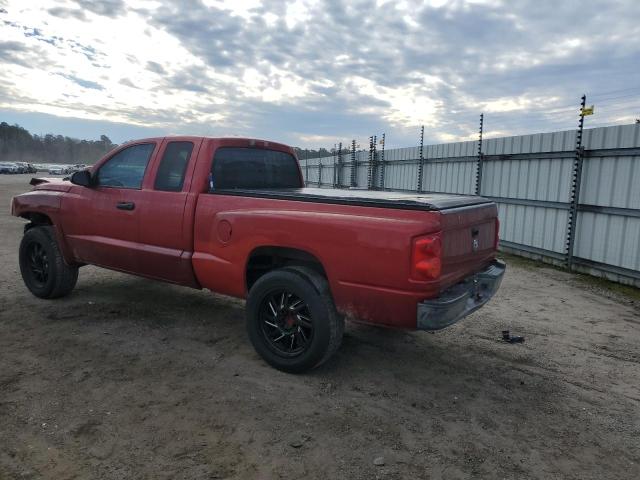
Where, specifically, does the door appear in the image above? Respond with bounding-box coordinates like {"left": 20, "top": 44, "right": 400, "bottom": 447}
{"left": 62, "top": 142, "right": 158, "bottom": 273}
{"left": 135, "top": 138, "right": 202, "bottom": 286}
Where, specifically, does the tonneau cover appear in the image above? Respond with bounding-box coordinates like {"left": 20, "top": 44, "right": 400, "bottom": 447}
{"left": 214, "top": 187, "right": 492, "bottom": 211}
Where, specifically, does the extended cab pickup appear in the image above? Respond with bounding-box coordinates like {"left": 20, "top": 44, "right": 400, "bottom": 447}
{"left": 11, "top": 136, "right": 505, "bottom": 372}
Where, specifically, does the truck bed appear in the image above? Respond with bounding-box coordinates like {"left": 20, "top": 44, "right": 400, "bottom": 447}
{"left": 213, "top": 187, "right": 493, "bottom": 211}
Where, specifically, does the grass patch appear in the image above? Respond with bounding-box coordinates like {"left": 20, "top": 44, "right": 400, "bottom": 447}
{"left": 498, "top": 252, "right": 640, "bottom": 304}
{"left": 498, "top": 252, "right": 547, "bottom": 271}
{"left": 574, "top": 270, "right": 640, "bottom": 303}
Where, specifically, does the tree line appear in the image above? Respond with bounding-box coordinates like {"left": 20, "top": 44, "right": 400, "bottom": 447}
{"left": 0, "top": 122, "right": 116, "bottom": 165}
{"left": 0, "top": 120, "right": 362, "bottom": 165}
{"left": 293, "top": 147, "right": 361, "bottom": 160}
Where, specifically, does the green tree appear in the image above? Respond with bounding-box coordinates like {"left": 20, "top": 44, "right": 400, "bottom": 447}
{"left": 0, "top": 122, "right": 118, "bottom": 165}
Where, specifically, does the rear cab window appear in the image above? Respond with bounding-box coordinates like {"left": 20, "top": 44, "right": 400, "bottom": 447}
{"left": 154, "top": 141, "right": 194, "bottom": 192}
{"left": 211, "top": 147, "right": 301, "bottom": 190}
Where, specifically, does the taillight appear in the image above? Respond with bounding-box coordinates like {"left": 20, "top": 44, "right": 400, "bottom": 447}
{"left": 411, "top": 233, "right": 442, "bottom": 280}
{"left": 494, "top": 217, "right": 500, "bottom": 249}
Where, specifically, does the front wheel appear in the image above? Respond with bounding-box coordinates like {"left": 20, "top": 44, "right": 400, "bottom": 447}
{"left": 246, "top": 267, "right": 344, "bottom": 373}
{"left": 19, "top": 226, "right": 78, "bottom": 299}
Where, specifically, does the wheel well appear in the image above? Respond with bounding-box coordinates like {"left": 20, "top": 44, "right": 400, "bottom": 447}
{"left": 246, "top": 246, "right": 327, "bottom": 292}
{"left": 22, "top": 212, "right": 53, "bottom": 231}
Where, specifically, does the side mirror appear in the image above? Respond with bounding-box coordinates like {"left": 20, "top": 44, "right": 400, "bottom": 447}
{"left": 70, "top": 170, "right": 93, "bottom": 187}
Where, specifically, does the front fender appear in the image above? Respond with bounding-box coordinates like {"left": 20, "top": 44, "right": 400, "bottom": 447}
{"left": 11, "top": 190, "right": 76, "bottom": 266}
{"left": 12, "top": 190, "right": 62, "bottom": 218}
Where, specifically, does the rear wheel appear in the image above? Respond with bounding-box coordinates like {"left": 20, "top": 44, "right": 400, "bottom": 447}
{"left": 246, "top": 267, "right": 343, "bottom": 373}
{"left": 19, "top": 226, "right": 78, "bottom": 299}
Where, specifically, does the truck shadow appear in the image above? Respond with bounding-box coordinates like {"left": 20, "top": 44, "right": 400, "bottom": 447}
{"left": 58, "top": 272, "right": 558, "bottom": 407}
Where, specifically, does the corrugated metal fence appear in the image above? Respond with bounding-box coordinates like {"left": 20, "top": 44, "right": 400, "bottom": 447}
{"left": 298, "top": 123, "right": 640, "bottom": 287}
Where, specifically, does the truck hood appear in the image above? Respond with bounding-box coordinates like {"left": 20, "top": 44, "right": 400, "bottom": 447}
{"left": 216, "top": 187, "right": 492, "bottom": 211}
{"left": 29, "top": 177, "right": 73, "bottom": 193}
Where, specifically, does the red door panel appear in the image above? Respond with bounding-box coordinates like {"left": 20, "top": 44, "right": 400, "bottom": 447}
{"left": 63, "top": 186, "right": 144, "bottom": 273}
{"left": 134, "top": 138, "right": 203, "bottom": 286}
{"left": 61, "top": 141, "right": 159, "bottom": 274}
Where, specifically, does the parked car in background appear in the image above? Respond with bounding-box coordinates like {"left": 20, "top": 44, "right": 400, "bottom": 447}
{"left": 0, "top": 162, "right": 19, "bottom": 174}
{"left": 47, "top": 165, "right": 72, "bottom": 175}
{"left": 64, "top": 164, "right": 88, "bottom": 174}
{"left": 14, "top": 162, "right": 37, "bottom": 174}
{"left": 11, "top": 136, "right": 504, "bottom": 373}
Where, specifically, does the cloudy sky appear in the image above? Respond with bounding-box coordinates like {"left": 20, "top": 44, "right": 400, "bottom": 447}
{"left": 0, "top": 0, "right": 639, "bottom": 148}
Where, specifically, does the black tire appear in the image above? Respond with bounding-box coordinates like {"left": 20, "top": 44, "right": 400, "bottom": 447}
{"left": 246, "top": 266, "right": 344, "bottom": 373}
{"left": 19, "top": 226, "right": 78, "bottom": 299}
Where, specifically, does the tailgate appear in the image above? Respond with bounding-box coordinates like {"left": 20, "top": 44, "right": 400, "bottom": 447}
{"left": 438, "top": 203, "right": 498, "bottom": 289}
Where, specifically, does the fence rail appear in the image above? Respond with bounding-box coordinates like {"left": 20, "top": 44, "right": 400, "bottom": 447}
{"left": 298, "top": 123, "right": 640, "bottom": 288}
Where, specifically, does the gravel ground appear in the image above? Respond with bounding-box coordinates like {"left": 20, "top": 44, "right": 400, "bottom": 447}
{"left": 1, "top": 173, "right": 639, "bottom": 480}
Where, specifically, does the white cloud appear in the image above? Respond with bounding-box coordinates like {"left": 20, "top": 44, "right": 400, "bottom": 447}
{"left": 240, "top": 67, "right": 311, "bottom": 102}
{"left": 0, "top": 0, "right": 639, "bottom": 147}
{"left": 346, "top": 76, "right": 442, "bottom": 127}
{"left": 201, "top": 0, "right": 263, "bottom": 19}
{"left": 285, "top": 0, "right": 316, "bottom": 29}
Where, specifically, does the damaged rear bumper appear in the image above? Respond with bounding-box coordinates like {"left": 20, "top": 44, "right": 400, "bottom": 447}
{"left": 417, "top": 259, "right": 506, "bottom": 331}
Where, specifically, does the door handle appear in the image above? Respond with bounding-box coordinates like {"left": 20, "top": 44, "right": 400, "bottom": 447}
{"left": 116, "top": 201, "right": 135, "bottom": 211}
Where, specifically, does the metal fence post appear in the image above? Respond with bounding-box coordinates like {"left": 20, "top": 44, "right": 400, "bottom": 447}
{"left": 367, "top": 136, "right": 374, "bottom": 189}
{"left": 337, "top": 142, "right": 343, "bottom": 187}
{"left": 372, "top": 135, "right": 377, "bottom": 189}
{"left": 475, "top": 113, "right": 484, "bottom": 195}
{"left": 379, "top": 133, "right": 386, "bottom": 190}
{"left": 566, "top": 94, "right": 587, "bottom": 270}
{"left": 318, "top": 160, "right": 322, "bottom": 187}
{"left": 332, "top": 144, "right": 338, "bottom": 188}
{"left": 417, "top": 125, "right": 424, "bottom": 192}
{"left": 350, "top": 139, "right": 357, "bottom": 187}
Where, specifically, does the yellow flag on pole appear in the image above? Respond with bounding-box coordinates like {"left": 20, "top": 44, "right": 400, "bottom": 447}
{"left": 581, "top": 105, "right": 594, "bottom": 116}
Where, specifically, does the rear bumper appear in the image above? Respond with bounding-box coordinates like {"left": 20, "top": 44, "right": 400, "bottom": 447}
{"left": 417, "top": 259, "right": 506, "bottom": 331}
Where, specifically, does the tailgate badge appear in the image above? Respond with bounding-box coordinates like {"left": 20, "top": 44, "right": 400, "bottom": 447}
{"left": 471, "top": 227, "right": 480, "bottom": 252}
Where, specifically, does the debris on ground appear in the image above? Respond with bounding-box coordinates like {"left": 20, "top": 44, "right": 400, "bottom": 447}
{"left": 502, "top": 330, "right": 525, "bottom": 343}
{"left": 289, "top": 436, "right": 305, "bottom": 448}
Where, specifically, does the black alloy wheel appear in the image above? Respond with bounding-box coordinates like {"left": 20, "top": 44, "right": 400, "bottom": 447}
{"left": 19, "top": 226, "right": 78, "bottom": 299}
{"left": 25, "top": 240, "right": 50, "bottom": 287}
{"left": 259, "top": 289, "right": 314, "bottom": 357}
{"left": 246, "top": 267, "right": 344, "bottom": 373}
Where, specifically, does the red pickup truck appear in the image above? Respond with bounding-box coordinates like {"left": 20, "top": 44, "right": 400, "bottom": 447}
{"left": 11, "top": 136, "right": 505, "bottom": 372}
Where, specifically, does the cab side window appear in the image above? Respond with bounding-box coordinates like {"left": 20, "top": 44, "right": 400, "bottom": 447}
{"left": 154, "top": 142, "right": 194, "bottom": 192}
{"left": 96, "top": 143, "right": 155, "bottom": 189}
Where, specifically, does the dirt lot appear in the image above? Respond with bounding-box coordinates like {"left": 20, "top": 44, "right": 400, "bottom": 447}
{"left": 1, "top": 173, "right": 639, "bottom": 480}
